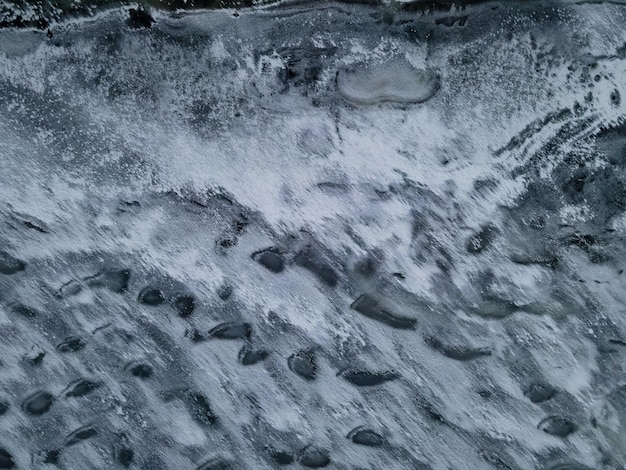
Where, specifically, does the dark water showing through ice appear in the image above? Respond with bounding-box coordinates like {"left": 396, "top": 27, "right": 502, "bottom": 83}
{"left": 0, "top": 0, "right": 625, "bottom": 468}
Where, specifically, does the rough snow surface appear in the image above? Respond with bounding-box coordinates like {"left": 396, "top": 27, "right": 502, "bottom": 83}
{"left": 0, "top": 1, "right": 625, "bottom": 469}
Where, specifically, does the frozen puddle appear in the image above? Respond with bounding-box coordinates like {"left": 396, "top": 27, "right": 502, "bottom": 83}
{"left": 337, "top": 58, "right": 440, "bottom": 105}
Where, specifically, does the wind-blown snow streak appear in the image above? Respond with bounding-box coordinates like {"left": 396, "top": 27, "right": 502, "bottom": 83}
{"left": 0, "top": 1, "right": 625, "bottom": 469}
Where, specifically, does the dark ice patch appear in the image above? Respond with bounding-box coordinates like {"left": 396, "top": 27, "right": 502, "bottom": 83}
{"left": 347, "top": 426, "right": 386, "bottom": 446}
{"left": 137, "top": 287, "right": 165, "bottom": 306}
{"left": 466, "top": 225, "right": 499, "bottom": 254}
{"left": 337, "top": 368, "right": 400, "bottom": 386}
{"left": 185, "top": 391, "right": 218, "bottom": 425}
{"left": 538, "top": 416, "right": 577, "bottom": 437}
{"left": 217, "top": 283, "right": 233, "bottom": 300}
{"left": 217, "top": 236, "right": 238, "bottom": 249}
{"left": 268, "top": 449, "right": 295, "bottom": 465}
{"left": 524, "top": 383, "right": 557, "bottom": 403}
{"left": 0, "top": 449, "right": 14, "bottom": 469}
{"left": 173, "top": 294, "right": 195, "bottom": 317}
{"left": 117, "top": 447, "right": 134, "bottom": 466}
{"left": 197, "top": 457, "right": 233, "bottom": 470}
{"left": 65, "top": 378, "right": 100, "bottom": 397}
{"left": 42, "top": 449, "right": 60, "bottom": 464}
{"left": 10, "top": 302, "right": 38, "bottom": 317}
{"left": 126, "top": 361, "right": 153, "bottom": 379}
{"left": 127, "top": 7, "right": 154, "bottom": 28}
{"left": 294, "top": 246, "right": 338, "bottom": 287}
{"left": 27, "top": 351, "right": 45, "bottom": 365}
{"left": 57, "top": 336, "right": 86, "bottom": 353}
{"left": 469, "top": 298, "right": 520, "bottom": 319}
{"left": 251, "top": 248, "right": 285, "bottom": 273}
{"left": 85, "top": 269, "right": 130, "bottom": 293}
{"left": 298, "top": 446, "right": 330, "bottom": 468}
{"left": 473, "top": 178, "right": 499, "bottom": 192}
{"left": 117, "top": 200, "right": 141, "bottom": 213}
{"left": 288, "top": 349, "right": 317, "bottom": 380}
{"left": 510, "top": 253, "right": 558, "bottom": 268}
{"left": 278, "top": 46, "right": 337, "bottom": 88}
{"left": 208, "top": 322, "right": 252, "bottom": 339}
{"left": 238, "top": 346, "right": 269, "bottom": 365}
{"left": 350, "top": 294, "right": 416, "bottom": 329}
{"left": 22, "top": 390, "right": 54, "bottom": 415}
{"left": 64, "top": 424, "right": 97, "bottom": 446}
{"left": 423, "top": 335, "right": 492, "bottom": 361}
{"left": 610, "top": 89, "right": 621, "bottom": 107}
{"left": 0, "top": 251, "right": 25, "bottom": 275}
{"left": 0, "top": 402, "right": 8, "bottom": 416}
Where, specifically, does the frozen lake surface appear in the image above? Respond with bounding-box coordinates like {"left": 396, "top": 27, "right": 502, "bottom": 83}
{"left": 0, "top": 1, "right": 626, "bottom": 468}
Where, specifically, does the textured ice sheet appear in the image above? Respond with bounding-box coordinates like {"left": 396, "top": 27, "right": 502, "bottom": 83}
{"left": 0, "top": 1, "right": 625, "bottom": 469}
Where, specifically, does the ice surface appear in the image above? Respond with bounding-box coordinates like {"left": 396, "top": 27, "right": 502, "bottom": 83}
{"left": 0, "top": 1, "right": 624, "bottom": 469}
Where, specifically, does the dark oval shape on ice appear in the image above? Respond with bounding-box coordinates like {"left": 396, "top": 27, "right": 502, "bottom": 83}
{"left": 538, "top": 416, "right": 577, "bottom": 437}
{"left": 138, "top": 287, "right": 165, "bottom": 306}
{"left": 0, "top": 251, "right": 25, "bottom": 275}
{"left": 337, "top": 368, "right": 400, "bottom": 386}
{"left": 294, "top": 247, "right": 338, "bottom": 287}
{"left": 127, "top": 362, "right": 153, "bottom": 379}
{"left": 238, "top": 346, "right": 269, "bottom": 365}
{"left": 423, "top": 335, "right": 491, "bottom": 361}
{"left": 208, "top": 322, "right": 252, "bottom": 339}
{"left": 469, "top": 298, "right": 519, "bottom": 319}
{"left": 347, "top": 426, "right": 386, "bottom": 446}
{"left": 185, "top": 392, "right": 218, "bottom": 425}
{"left": 86, "top": 269, "right": 130, "bottom": 293}
{"left": 42, "top": 449, "right": 60, "bottom": 464}
{"left": 0, "top": 449, "right": 15, "bottom": 469}
{"left": 252, "top": 248, "right": 285, "bottom": 273}
{"left": 268, "top": 449, "right": 294, "bottom": 465}
{"left": 22, "top": 391, "right": 54, "bottom": 415}
{"left": 217, "top": 283, "right": 233, "bottom": 300}
{"left": 65, "top": 378, "right": 100, "bottom": 397}
{"left": 524, "top": 383, "right": 557, "bottom": 403}
{"left": 173, "top": 295, "right": 195, "bottom": 317}
{"left": 57, "top": 336, "right": 86, "bottom": 353}
{"left": 350, "top": 294, "right": 416, "bottom": 329}
{"left": 117, "top": 447, "right": 134, "bottom": 466}
{"left": 10, "top": 303, "right": 38, "bottom": 317}
{"left": 299, "top": 446, "right": 330, "bottom": 468}
{"left": 288, "top": 350, "right": 317, "bottom": 380}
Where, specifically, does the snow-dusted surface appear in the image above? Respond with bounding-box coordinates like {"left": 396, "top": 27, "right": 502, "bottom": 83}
{"left": 0, "top": 1, "right": 625, "bottom": 469}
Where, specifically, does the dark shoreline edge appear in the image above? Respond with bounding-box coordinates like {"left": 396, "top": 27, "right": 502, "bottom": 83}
{"left": 4, "top": 0, "right": 624, "bottom": 32}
